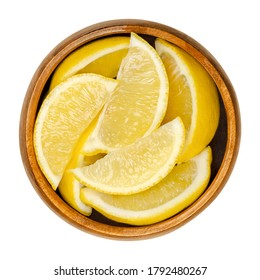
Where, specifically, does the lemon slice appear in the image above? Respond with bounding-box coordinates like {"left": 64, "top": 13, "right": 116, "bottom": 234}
{"left": 155, "top": 39, "right": 220, "bottom": 162}
{"left": 82, "top": 32, "right": 169, "bottom": 154}
{"left": 72, "top": 117, "right": 185, "bottom": 195}
{"left": 80, "top": 147, "right": 212, "bottom": 225}
{"left": 34, "top": 73, "right": 118, "bottom": 190}
{"left": 49, "top": 36, "right": 129, "bottom": 90}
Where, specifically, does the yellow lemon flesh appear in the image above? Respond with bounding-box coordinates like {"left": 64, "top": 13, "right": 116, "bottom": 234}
{"left": 155, "top": 39, "right": 220, "bottom": 162}
{"left": 34, "top": 73, "right": 118, "bottom": 190}
{"left": 49, "top": 36, "right": 129, "bottom": 90}
{"left": 80, "top": 147, "right": 212, "bottom": 225}
{"left": 72, "top": 117, "right": 185, "bottom": 195}
{"left": 82, "top": 32, "right": 169, "bottom": 155}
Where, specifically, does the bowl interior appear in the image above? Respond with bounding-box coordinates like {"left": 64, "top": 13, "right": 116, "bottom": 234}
{"left": 20, "top": 20, "right": 240, "bottom": 239}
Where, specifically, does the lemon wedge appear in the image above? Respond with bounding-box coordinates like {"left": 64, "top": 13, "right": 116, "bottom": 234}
{"left": 82, "top": 32, "right": 169, "bottom": 154}
{"left": 155, "top": 39, "right": 220, "bottom": 162}
{"left": 49, "top": 36, "right": 129, "bottom": 90}
{"left": 72, "top": 117, "right": 185, "bottom": 195}
{"left": 80, "top": 147, "right": 212, "bottom": 225}
{"left": 34, "top": 73, "right": 118, "bottom": 189}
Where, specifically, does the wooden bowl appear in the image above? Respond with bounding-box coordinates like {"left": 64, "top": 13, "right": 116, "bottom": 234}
{"left": 19, "top": 19, "right": 241, "bottom": 239}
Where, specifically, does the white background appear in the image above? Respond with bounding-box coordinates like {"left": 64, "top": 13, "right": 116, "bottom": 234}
{"left": 1, "top": 0, "right": 259, "bottom": 279}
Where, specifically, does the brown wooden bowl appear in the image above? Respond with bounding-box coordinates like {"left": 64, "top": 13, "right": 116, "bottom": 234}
{"left": 19, "top": 19, "right": 241, "bottom": 240}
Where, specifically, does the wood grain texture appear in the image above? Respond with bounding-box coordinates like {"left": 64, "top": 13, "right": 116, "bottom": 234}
{"left": 19, "top": 19, "right": 241, "bottom": 240}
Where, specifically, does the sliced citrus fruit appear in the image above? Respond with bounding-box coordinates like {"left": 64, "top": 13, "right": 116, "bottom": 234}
{"left": 59, "top": 154, "right": 92, "bottom": 216}
{"left": 59, "top": 152, "right": 105, "bottom": 216}
{"left": 155, "top": 39, "right": 220, "bottom": 162}
{"left": 34, "top": 73, "right": 118, "bottom": 190}
{"left": 80, "top": 147, "right": 212, "bottom": 226}
{"left": 72, "top": 117, "right": 185, "bottom": 195}
{"left": 58, "top": 119, "right": 105, "bottom": 215}
{"left": 82, "top": 32, "right": 169, "bottom": 154}
{"left": 49, "top": 36, "right": 129, "bottom": 90}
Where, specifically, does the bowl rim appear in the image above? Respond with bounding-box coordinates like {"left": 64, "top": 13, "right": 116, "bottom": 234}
{"left": 19, "top": 19, "right": 241, "bottom": 240}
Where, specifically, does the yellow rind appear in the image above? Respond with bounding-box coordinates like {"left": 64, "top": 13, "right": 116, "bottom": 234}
{"left": 49, "top": 36, "right": 129, "bottom": 90}
{"left": 155, "top": 38, "right": 220, "bottom": 162}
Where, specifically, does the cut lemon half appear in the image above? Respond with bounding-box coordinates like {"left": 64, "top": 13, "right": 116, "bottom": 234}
{"left": 49, "top": 36, "right": 129, "bottom": 90}
{"left": 82, "top": 32, "right": 169, "bottom": 154}
{"left": 34, "top": 73, "right": 118, "bottom": 190}
{"left": 80, "top": 147, "right": 212, "bottom": 226}
{"left": 155, "top": 39, "right": 220, "bottom": 162}
{"left": 72, "top": 117, "right": 185, "bottom": 195}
